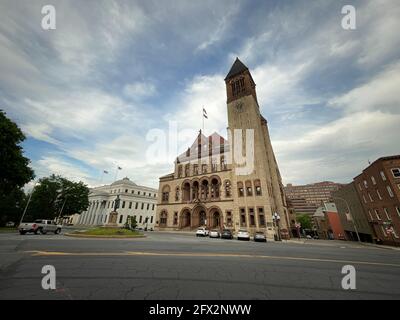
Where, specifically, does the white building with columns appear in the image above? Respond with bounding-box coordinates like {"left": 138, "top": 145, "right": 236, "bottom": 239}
{"left": 77, "top": 177, "right": 158, "bottom": 229}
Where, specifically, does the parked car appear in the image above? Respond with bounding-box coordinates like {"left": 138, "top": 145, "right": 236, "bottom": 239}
{"left": 6, "top": 221, "right": 15, "bottom": 227}
{"left": 221, "top": 229, "right": 233, "bottom": 239}
{"left": 209, "top": 230, "right": 220, "bottom": 238}
{"left": 237, "top": 229, "right": 250, "bottom": 241}
{"left": 254, "top": 231, "right": 267, "bottom": 242}
{"left": 18, "top": 219, "right": 62, "bottom": 235}
{"left": 196, "top": 227, "right": 209, "bottom": 237}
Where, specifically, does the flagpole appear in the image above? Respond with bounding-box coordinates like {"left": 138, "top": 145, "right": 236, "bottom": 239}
{"left": 202, "top": 106, "right": 205, "bottom": 133}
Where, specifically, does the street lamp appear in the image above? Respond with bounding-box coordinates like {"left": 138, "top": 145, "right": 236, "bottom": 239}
{"left": 326, "top": 197, "right": 361, "bottom": 242}
{"left": 273, "top": 212, "right": 281, "bottom": 241}
{"left": 19, "top": 181, "right": 41, "bottom": 226}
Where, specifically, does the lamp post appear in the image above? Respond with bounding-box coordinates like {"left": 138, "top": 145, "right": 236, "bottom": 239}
{"left": 327, "top": 197, "right": 361, "bottom": 242}
{"left": 273, "top": 212, "right": 281, "bottom": 241}
{"left": 19, "top": 181, "right": 40, "bottom": 226}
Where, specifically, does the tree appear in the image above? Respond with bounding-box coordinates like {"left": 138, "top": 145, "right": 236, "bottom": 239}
{"left": 125, "top": 215, "right": 137, "bottom": 230}
{"left": 26, "top": 175, "right": 89, "bottom": 221}
{"left": 0, "top": 110, "right": 35, "bottom": 226}
{"left": 296, "top": 214, "right": 312, "bottom": 230}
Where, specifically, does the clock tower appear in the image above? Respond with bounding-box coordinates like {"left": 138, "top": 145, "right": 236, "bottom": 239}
{"left": 225, "top": 58, "right": 290, "bottom": 238}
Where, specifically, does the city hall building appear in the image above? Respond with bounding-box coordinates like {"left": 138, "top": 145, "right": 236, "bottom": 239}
{"left": 155, "top": 58, "right": 292, "bottom": 240}
{"left": 77, "top": 177, "right": 158, "bottom": 229}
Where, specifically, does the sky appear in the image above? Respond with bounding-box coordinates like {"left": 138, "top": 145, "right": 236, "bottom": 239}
{"left": 1, "top": 0, "right": 399, "bottom": 189}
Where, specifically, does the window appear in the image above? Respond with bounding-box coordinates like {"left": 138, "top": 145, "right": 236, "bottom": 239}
{"left": 138, "top": 191, "right": 141, "bottom": 195}
{"left": 396, "top": 207, "right": 400, "bottom": 217}
{"left": 160, "top": 211, "right": 167, "bottom": 226}
{"left": 376, "top": 189, "right": 383, "bottom": 200}
{"left": 238, "top": 182, "right": 244, "bottom": 197}
{"left": 121, "top": 201, "right": 125, "bottom": 209}
{"left": 255, "top": 180, "right": 262, "bottom": 196}
{"left": 144, "top": 192, "right": 146, "bottom": 196}
{"left": 375, "top": 209, "right": 381, "bottom": 220}
{"left": 226, "top": 211, "right": 232, "bottom": 226}
{"left": 368, "top": 193, "right": 373, "bottom": 202}
{"left": 125, "top": 189, "right": 128, "bottom": 193}
{"left": 139, "top": 216, "right": 142, "bottom": 223}
{"left": 387, "top": 185, "right": 394, "bottom": 198}
{"left": 152, "top": 204, "right": 155, "bottom": 210}
{"left": 135, "top": 202, "right": 138, "bottom": 209}
{"left": 162, "top": 185, "right": 170, "bottom": 203}
{"left": 258, "top": 207, "right": 265, "bottom": 227}
{"left": 362, "top": 194, "right": 367, "bottom": 204}
{"left": 249, "top": 208, "right": 255, "bottom": 226}
{"left": 129, "top": 202, "right": 132, "bottom": 209}
{"left": 358, "top": 183, "right": 362, "bottom": 191}
{"left": 141, "top": 203, "right": 144, "bottom": 210}
{"left": 151, "top": 216, "right": 153, "bottom": 224}
{"left": 371, "top": 176, "right": 376, "bottom": 185}
{"left": 185, "top": 164, "right": 190, "bottom": 176}
{"left": 224, "top": 180, "right": 231, "bottom": 197}
{"left": 384, "top": 208, "right": 391, "bottom": 220}
{"left": 391, "top": 168, "right": 400, "bottom": 178}
{"left": 202, "top": 164, "right": 207, "bottom": 174}
{"left": 231, "top": 77, "right": 245, "bottom": 96}
{"left": 240, "top": 208, "right": 246, "bottom": 226}
{"left": 363, "top": 180, "right": 368, "bottom": 188}
{"left": 131, "top": 190, "right": 134, "bottom": 194}
{"left": 368, "top": 210, "right": 373, "bottom": 221}
{"left": 173, "top": 211, "right": 178, "bottom": 225}
{"left": 193, "top": 164, "right": 199, "bottom": 175}
{"left": 119, "top": 215, "right": 123, "bottom": 223}
{"left": 380, "top": 171, "right": 387, "bottom": 181}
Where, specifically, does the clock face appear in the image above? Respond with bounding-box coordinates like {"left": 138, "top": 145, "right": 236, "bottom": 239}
{"left": 235, "top": 102, "right": 244, "bottom": 112}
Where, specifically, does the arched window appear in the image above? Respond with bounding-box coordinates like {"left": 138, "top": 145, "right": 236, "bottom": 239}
{"left": 192, "top": 181, "right": 199, "bottom": 200}
{"left": 182, "top": 182, "right": 191, "bottom": 201}
{"left": 175, "top": 187, "right": 180, "bottom": 201}
{"left": 160, "top": 211, "right": 168, "bottom": 226}
{"left": 224, "top": 180, "right": 231, "bottom": 197}
{"left": 254, "top": 179, "right": 262, "bottom": 196}
{"left": 237, "top": 182, "right": 244, "bottom": 197}
{"left": 210, "top": 178, "right": 220, "bottom": 199}
{"left": 201, "top": 180, "right": 209, "bottom": 200}
{"left": 184, "top": 164, "right": 190, "bottom": 177}
{"left": 245, "top": 180, "right": 253, "bottom": 196}
{"left": 161, "top": 185, "right": 170, "bottom": 203}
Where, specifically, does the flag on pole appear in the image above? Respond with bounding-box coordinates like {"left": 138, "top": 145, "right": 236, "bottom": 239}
{"left": 203, "top": 108, "right": 208, "bottom": 119}
{"left": 103, "top": 170, "right": 109, "bottom": 174}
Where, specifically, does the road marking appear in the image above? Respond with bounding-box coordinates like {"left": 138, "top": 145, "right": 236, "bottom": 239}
{"left": 24, "top": 250, "right": 400, "bottom": 268}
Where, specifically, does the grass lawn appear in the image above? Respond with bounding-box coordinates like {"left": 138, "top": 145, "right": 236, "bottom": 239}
{"left": 0, "top": 227, "right": 17, "bottom": 233}
{"left": 72, "top": 227, "right": 143, "bottom": 238}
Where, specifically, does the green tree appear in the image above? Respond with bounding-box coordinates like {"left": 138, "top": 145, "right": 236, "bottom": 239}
{"left": 297, "top": 214, "right": 312, "bottom": 230}
{"left": 0, "top": 110, "right": 35, "bottom": 226}
{"left": 26, "top": 175, "right": 89, "bottom": 221}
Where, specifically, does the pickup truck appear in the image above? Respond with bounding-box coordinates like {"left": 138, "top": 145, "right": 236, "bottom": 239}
{"left": 18, "top": 219, "right": 62, "bottom": 235}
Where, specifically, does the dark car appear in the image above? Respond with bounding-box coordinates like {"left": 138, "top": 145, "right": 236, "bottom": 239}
{"left": 221, "top": 229, "right": 233, "bottom": 239}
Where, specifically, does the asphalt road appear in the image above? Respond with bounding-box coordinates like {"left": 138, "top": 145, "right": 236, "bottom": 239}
{"left": 1, "top": 230, "right": 400, "bottom": 300}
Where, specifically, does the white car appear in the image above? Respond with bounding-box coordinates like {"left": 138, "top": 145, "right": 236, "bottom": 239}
{"left": 196, "top": 227, "right": 209, "bottom": 237}
{"left": 209, "top": 230, "right": 220, "bottom": 238}
{"left": 237, "top": 229, "right": 250, "bottom": 241}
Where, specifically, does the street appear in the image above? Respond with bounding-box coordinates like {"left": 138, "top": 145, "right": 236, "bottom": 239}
{"left": 1, "top": 230, "right": 400, "bottom": 299}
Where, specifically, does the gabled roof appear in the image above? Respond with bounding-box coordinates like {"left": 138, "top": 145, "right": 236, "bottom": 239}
{"left": 225, "top": 57, "right": 249, "bottom": 80}
{"left": 176, "top": 130, "right": 229, "bottom": 163}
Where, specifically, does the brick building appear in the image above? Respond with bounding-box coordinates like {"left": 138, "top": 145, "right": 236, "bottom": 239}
{"left": 353, "top": 156, "right": 400, "bottom": 245}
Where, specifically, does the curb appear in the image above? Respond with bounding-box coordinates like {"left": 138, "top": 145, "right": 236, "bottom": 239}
{"left": 64, "top": 233, "right": 146, "bottom": 239}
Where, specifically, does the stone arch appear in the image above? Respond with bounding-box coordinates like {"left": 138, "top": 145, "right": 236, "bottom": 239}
{"left": 182, "top": 180, "right": 191, "bottom": 202}
{"left": 210, "top": 176, "right": 221, "bottom": 199}
{"left": 191, "top": 179, "right": 200, "bottom": 200}
{"left": 200, "top": 178, "right": 210, "bottom": 200}
{"left": 192, "top": 205, "right": 207, "bottom": 228}
{"left": 180, "top": 208, "right": 191, "bottom": 228}
{"left": 208, "top": 206, "right": 223, "bottom": 229}
{"left": 161, "top": 185, "right": 170, "bottom": 203}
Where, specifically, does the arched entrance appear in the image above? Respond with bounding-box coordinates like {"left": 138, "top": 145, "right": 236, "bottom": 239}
{"left": 209, "top": 207, "right": 222, "bottom": 229}
{"left": 180, "top": 208, "right": 191, "bottom": 229}
{"left": 192, "top": 205, "right": 208, "bottom": 228}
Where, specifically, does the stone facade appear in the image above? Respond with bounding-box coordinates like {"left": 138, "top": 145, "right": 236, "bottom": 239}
{"left": 155, "top": 58, "right": 290, "bottom": 240}
{"left": 77, "top": 177, "right": 158, "bottom": 229}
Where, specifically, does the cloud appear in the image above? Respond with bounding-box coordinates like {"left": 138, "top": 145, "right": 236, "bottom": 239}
{"left": 123, "top": 82, "right": 156, "bottom": 99}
